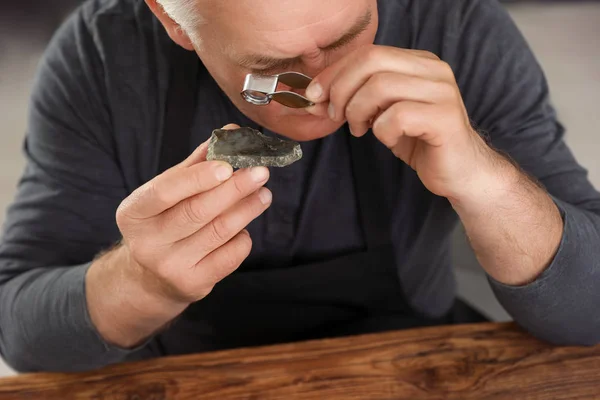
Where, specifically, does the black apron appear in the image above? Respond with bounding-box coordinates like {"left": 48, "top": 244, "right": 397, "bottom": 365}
{"left": 149, "top": 45, "right": 484, "bottom": 357}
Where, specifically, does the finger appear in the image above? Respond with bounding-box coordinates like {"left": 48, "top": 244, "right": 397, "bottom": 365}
{"left": 389, "top": 135, "right": 419, "bottom": 167}
{"left": 306, "top": 48, "right": 451, "bottom": 125}
{"left": 170, "top": 186, "right": 271, "bottom": 270}
{"left": 372, "top": 102, "right": 453, "bottom": 149}
{"left": 190, "top": 229, "right": 253, "bottom": 300}
{"left": 330, "top": 51, "right": 453, "bottom": 123}
{"left": 304, "top": 46, "right": 366, "bottom": 106}
{"left": 345, "top": 72, "right": 453, "bottom": 137}
{"left": 124, "top": 124, "right": 245, "bottom": 219}
{"left": 159, "top": 229, "right": 253, "bottom": 303}
{"left": 156, "top": 166, "right": 270, "bottom": 241}
{"left": 306, "top": 46, "right": 446, "bottom": 109}
{"left": 120, "top": 160, "right": 234, "bottom": 219}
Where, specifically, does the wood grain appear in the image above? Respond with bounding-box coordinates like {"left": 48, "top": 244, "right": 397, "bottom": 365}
{"left": 1, "top": 323, "right": 599, "bottom": 399}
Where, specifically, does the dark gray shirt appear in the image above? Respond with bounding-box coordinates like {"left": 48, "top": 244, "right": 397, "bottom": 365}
{"left": 2, "top": 0, "right": 600, "bottom": 372}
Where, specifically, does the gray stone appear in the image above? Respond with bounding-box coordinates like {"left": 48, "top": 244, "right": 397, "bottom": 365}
{"left": 206, "top": 127, "right": 302, "bottom": 168}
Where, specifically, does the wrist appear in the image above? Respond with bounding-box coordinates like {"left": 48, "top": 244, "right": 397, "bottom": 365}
{"left": 86, "top": 244, "right": 188, "bottom": 348}
{"left": 446, "top": 138, "right": 564, "bottom": 286}
{"left": 447, "top": 138, "right": 520, "bottom": 214}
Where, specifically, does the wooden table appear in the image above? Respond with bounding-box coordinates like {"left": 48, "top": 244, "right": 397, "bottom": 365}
{"left": 1, "top": 322, "right": 599, "bottom": 399}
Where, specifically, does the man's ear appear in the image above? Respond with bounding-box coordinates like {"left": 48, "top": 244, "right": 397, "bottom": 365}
{"left": 145, "top": 0, "right": 195, "bottom": 50}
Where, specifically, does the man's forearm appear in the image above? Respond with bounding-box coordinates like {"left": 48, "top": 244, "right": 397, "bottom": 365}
{"left": 0, "top": 247, "right": 183, "bottom": 372}
{"left": 0, "top": 262, "right": 136, "bottom": 372}
{"left": 449, "top": 149, "right": 564, "bottom": 286}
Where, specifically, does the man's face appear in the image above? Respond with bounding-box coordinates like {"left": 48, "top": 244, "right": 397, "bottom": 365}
{"left": 191, "top": 0, "right": 378, "bottom": 141}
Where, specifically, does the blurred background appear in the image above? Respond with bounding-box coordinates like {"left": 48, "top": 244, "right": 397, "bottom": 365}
{"left": 0, "top": 0, "right": 598, "bottom": 376}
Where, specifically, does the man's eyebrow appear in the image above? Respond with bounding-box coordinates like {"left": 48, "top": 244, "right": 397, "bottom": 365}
{"left": 322, "top": 8, "right": 372, "bottom": 51}
{"left": 236, "top": 54, "right": 301, "bottom": 72}
{"left": 235, "top": 8, "right": 372, "bottom": 72}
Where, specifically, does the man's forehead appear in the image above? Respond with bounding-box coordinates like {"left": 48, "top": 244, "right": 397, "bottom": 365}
{"left": 220, "top": 6, "right": 373, "bottom": 71}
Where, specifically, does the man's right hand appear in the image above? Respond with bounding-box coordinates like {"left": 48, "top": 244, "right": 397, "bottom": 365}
{"left": 86, "top": 124, "right": 272, "bottom": 348}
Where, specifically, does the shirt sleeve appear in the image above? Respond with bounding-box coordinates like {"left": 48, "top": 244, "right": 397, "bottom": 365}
{"left": 451, "top": 0, "right": 600, "bottom": 345}
{"left": 0, "top": 6, "right": 142, "bottom": 372}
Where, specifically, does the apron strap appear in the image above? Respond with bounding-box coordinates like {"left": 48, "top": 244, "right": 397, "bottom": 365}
{"left": 348, "top": 130, "right": 391, "bottom": 249}
{"left": 158, "top": 45, "right": 200, "bottom": 174}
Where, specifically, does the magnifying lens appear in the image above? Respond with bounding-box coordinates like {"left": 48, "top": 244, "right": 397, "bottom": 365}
{"left": 241, "top": 72, "right": 315, "bottom": 108}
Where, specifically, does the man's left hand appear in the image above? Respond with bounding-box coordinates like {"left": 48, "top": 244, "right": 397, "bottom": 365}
{"left": 306, "top": 45, "right": 508, "bottom": 202}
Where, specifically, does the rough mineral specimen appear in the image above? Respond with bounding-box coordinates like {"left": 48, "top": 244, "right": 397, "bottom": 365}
{"left": 206, "top": 127, "right": 302, "bottom": 168}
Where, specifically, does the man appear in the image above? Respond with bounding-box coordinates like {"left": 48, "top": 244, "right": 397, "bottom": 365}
{"left": 1, "top": 0, "right": 599, "bottom": 373}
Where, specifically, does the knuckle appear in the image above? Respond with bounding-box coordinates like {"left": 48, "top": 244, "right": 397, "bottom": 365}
{"left": 219, "top": 252, "right": 241, "bottom": 275}
{"left": 345, "top": 106, "right": 362, "bottom": 127}
{"left": 438, "top": 81, "right": 458, "bottom": 100}
{"left": 395, "top": 111, "right": 411, "bottom": 130}
{"left": 231, "top": 175, "right": 247, "bottom": 197}
{"left": 345, "top": 100, "right": 356, "bottom": 117}
{"left": 371, "top": 73, "right": 389, "bottom": 92}
{"left": 145, "top": 180, "right": 164, "bottom": 205}
{"left": 373, "top": 123, "right": 393, "bottom": 148}
{"left": 329, "top": 79, "right": 342, "bottom": 104}
{"left": 237, "top": 231, "right": 253, "bottom": 255}
{"left": 190, "top": 165, "right": 210, "bottom": 192}
{"left": 207, "top": 216, "right": 230, "bottom": 245}
{"left": 420, "top": 50, "right": 440, "bottom": 60}
{"left": 223, "top": 235, "right": 252, "bottom": 271}
{"left": 181, "top": 197, "right": 208, "bottom": 225}
{"left": 144, "top": 180, "right": 171, "bottom": 211}
{"left": 390, "top": 105, "right": 406, "bottom": 126}
{"left": 365, "top": 45, "right": 382, "bottom": 63}
{"left": 378, "top": 134, "right": 396, "bottom": 149}
{"left": 438, "top": 60, "right": 454, "bottom": 77}
{"left": 115, "top": 190, "right": 143, "bottom": 225}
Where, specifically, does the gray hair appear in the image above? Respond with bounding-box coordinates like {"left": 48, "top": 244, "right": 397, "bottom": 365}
{"left": 156, "top": 0, "right": 205, "bottom": 44}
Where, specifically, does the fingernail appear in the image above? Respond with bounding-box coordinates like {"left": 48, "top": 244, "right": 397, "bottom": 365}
{"left": 305, "top": 82, "right": 322, "bottom": 101}
{"left": 258, "top": 187, "right": 272, "bottom": 205}
{"left": 250, "top": 166, "right": 269, "bottom": 182}
{"left": 328, "top": 103, "right": 336, "bottom": 120}
{"left": 215, "top": 164, "right": 233, "bottom": 181}
{"left": 222, "top": 123, "right": 240, "bottom": 130}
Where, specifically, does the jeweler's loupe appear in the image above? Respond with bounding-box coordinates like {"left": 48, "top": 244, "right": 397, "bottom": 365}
{"left": 241, "top": 72, "right": 315, "bottom": 108}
